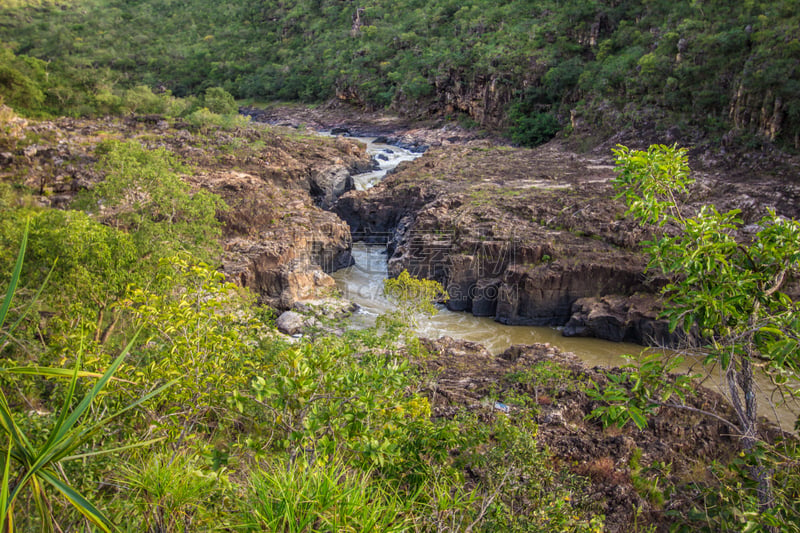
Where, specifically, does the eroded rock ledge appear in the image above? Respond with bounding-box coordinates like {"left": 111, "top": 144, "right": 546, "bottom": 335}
{"left": 335, "top": 135, "right": 800, "bottom": 347}
{"left": 335, "top": 141, "right": 677, "bottom": 344}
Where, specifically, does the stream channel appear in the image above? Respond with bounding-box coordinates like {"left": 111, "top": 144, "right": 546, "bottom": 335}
{"left": 326, "top": 132, "right": 798, "bottom": 430}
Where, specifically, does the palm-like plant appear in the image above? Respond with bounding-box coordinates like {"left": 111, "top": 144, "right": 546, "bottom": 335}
{"left": 0, "top": 224, "right": 174, "bottom": 532}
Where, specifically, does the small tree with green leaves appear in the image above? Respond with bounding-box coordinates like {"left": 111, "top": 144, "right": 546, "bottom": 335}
{"left": 383, "top": 269, "right": 448, "bottom": 329}
{"left": 608, "top": 143, "right": 800, "bottom": 520}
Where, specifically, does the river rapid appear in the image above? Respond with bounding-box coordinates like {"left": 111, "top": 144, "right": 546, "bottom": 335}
{"left": 331, "top": 134, "right": 649, "bottom": 363}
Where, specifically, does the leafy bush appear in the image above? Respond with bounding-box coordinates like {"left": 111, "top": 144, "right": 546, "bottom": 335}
{"left": 508, "top": 109, "right": 560, "bottom": 147}
{"left": 120, "top": 256, "right": 266, "bottom": 439}
{"left": 120, "top": 85, "right": 169, "bottom": 115}
{"left": 185, "top": 107, "right": 250, "bottom": 131}
{"left": 91, "top": 139, "right": 226, "bottom": 263}
{"left": 203, "top": 86, "right": 237, "bottom": 115}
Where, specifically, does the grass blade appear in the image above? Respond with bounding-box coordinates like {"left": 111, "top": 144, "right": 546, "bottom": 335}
{"left": 0, "top": 220, "right": 28, "bottom": 330}
{"left": 60, "top": 437, "right": 166, "bottom": 462}
{"left": 38, "top": 468, "right": 113, "bottom": 533}
{"left": 0, "top": 388, "right": 34, "bottom": 456}
{"left": 42, "top": 335, "right": 84, "bottom": 455}
{"left": 49, "top": 329, "right": 141, "bottom": 447}
{"left": 1, "top": 435, "right": 12, "bottom": 530}
{"left": 10, "top": 332, "right": 142, "bottom": 495}
{"left": 0, "top": 367, "right": 114, "bottom": 381}
{"left": 29, "top": 476, "right": 49, "bottom": 533}
{"left": 49, "top": 378, "right": 179, "bottom": 464}
{"left": 0, "top": 260, "right": 56, "bottom": 349}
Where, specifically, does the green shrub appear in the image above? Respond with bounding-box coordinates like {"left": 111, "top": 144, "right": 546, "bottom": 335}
{"left": 203, "top": 86, "right": 238, "bottom": 115}
{"left": 120, "top": 85, "right": 168, "bottom": 115}
{"left": 185, "top": 107, "right": 250, "bottom": 131}
{"left": 508, "top": 109, "right": 560, "bottom": 147}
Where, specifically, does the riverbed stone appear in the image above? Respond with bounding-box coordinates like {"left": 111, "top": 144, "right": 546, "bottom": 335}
{"left": 275, "top": 311, "right": 306, "bottom": 335}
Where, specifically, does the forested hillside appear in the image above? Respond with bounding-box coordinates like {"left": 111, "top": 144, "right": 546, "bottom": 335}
{"left": 2, "top": 1, "right": 800, "bottom": 530}
{"left": 1, "top": 0, "right": 799, "bottom": 146}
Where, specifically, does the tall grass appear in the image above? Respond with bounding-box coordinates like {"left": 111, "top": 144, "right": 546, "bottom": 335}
{"left": 0, "top": 225, "right": 174, "bottom": 532}
{"left": 240, "top": 456, "right": 415, "bottom": 532}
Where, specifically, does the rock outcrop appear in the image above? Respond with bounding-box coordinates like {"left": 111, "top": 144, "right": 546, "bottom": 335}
{"left": 336, "top": 141, "right": 675, "bottom": 343}
{"left": 419, "top": 337, "right": 748, "bottom": 532}
{"left": 562, "top": 294, "right": 686, "bottom": 346}
{"left": 335, "top": 134, "right": 800, "bottom": 346}
{"left": 1, "top": 116, "right": 374, "bottom": 310}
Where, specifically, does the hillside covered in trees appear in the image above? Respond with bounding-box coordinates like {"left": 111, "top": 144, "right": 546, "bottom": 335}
{"left": 2, "top": 0, "right": 800, "bottom": 531}
{"left": 1, "top": 0, "right": 799, "bottom": 147}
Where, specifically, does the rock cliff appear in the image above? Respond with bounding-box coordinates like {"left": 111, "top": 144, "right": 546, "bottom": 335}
{"left": 336, "top": 136, "right": 799, "bottom": 346}
{"left": 1, "top": 116, "right": 374, "bottom": 310}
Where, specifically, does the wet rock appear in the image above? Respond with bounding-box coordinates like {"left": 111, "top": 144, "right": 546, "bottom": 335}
{"left": 563, "top": 294, "right": 688, "bottom": 346}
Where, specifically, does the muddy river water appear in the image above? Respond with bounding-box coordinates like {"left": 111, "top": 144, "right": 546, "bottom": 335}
{"left": 329, "top": 133, "right": 798, "bottom": 431}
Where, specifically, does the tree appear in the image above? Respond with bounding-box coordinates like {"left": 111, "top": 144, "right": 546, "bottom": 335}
{"left": 610, "top": 144, "right": 800, "bottom": 516}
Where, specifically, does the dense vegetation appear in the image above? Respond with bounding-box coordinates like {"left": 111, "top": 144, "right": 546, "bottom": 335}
{"left": 1, "top": 0, "right": 800, "bottom": 529}
{"left": 1, "top": 0, "right": 800, "bottom": 146}
{"left": 0, "top": 135, "right": 608, "bottom": 530}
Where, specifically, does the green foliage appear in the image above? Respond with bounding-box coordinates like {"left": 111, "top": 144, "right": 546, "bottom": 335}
{"left": 586, "top": 353, "right": 697, "bottom": 430}
{"left": 462, "top": 417, "right": 604, "bottom": 533}
{"left": 120, "top": 256, "right": 265, "bottom": 438}
{"left": 91, "top": 139, "right": 225, "bottom": 263}
{"left": 687, "top": 443, "right": 800, "bottom": 532}
{"left": 119, "top": 85, "right": 169, "bottom": 115}
{"left": 611, "top": 144, "right": 692, "bottom": 226}
{"left": 185, "top": 107, "right": 250, "bottom": 132}
{"left": 0, "top": 45, "right": 45, "bottom": 114}
{"left": 0, "top": 228, "right": 172, "bottom": 531}
{"left": 122, "top": 451, "right": 230, "bottom": 532}
{"left": 507, "top": 109, "right": 560, "bottom": 148}
{"left": 203, "top": 87, "right": 237, "bottom": 115}
{"left": 383, "top": 269, "right": 449, "bottom": 327}
{"left": 2, "top": 0, "right": 799, "bottom": 142}
{"left": 611, "top": 142, "right": 800, "bottom": 521}
{"left": 239, "top": 455, "right": 414, "bottom": 532}
{"left": 248, "top": 332, "right": 435, "bottom": 473}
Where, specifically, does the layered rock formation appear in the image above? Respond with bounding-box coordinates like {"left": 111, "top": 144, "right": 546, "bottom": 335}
{"left": 336, "top": 141, "right": 676, "bottom": 344}
{"left": 336, "top": 137, "right": 799, "bottom": 346}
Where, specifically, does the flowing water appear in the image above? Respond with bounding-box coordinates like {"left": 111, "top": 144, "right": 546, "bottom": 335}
{"left": 330, "top": 133, "right": 799, "bottom": 431}
{"left": 333, "top": 135, "right": 642, "bottom": 363}
{"left": 334, "top": 243, "right": 644, "bottom": 364}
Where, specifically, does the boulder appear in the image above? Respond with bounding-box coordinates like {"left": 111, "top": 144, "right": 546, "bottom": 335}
{"left": 310, "top": 165, "right": 354, "bottom": 209}
{"left": 563, "top": 294, "right": 689, "bottom": 347}
{"left": 276, "top": 311, "right": 306, "bottom": 335}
